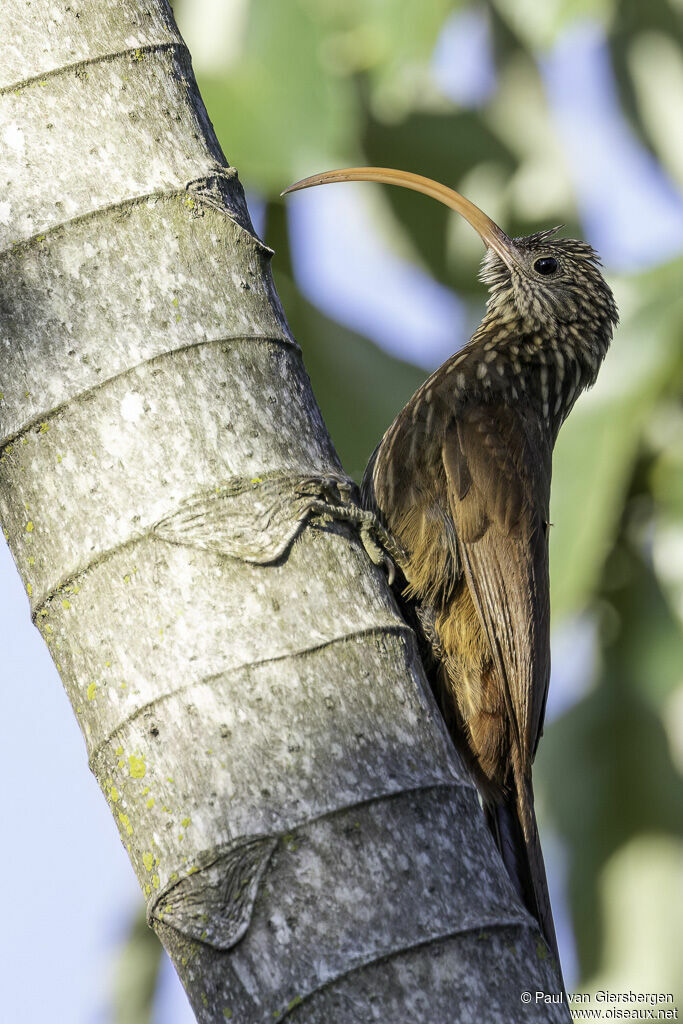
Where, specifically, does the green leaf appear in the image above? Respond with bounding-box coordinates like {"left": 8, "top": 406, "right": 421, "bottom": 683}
{"left": 625, "top": 31, "right": 683, "bottom": 187}
{"left": 537, "top": 677, "right": 683, "bottom": 975}
{"left": 649, "top": 401, "right": 683, "bottom": 637}
{"left": 187, "top": 0, "right": 358, "bottom": 193}
{"left": 491, "top": 0, "right": 618, "bottom": 51}
{"left": 650, "top": 414, "right": 683, "bottom": 520}
{"left": 113, "top": 906, "right": 163, "bottom": 1024}
{"left": 306, "top": 0, "right": 457, "bottom": 85}
{"left": 608, "top": 0, "right": 683, "bottom": 175}
{"left": 549, "top": 259, "right": 683, "bottom": 619}
{"left": 601, "top": 535, "right": 683, "bottom": 709}
{"left": 582, "top": 836, "right": 683, "bottom": 999}
{"left": 362, "top": 108, "right": 516, "bottom": 291}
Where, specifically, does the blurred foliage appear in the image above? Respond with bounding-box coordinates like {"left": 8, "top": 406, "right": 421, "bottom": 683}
{"left": 130, "top": 0, "right": 683, "bottom": 1013}
{"left": 194, "top": 0, "right": 357, "bottom": 191}
{"left": 550, "top": 258, "right": 683, "bottom": 618}
{"left": 112, "top": 907, "right": 163, "bottom": 1024}
{"left": 266, "top": 202, "right": 425, "bottom": 479}
{"left": 610, "top": 0, "right": 683, "bottom": 181}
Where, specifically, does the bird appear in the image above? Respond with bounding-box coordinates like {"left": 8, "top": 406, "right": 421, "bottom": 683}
{"left": 282, "top": 167, "right": 618, "bottom": 966}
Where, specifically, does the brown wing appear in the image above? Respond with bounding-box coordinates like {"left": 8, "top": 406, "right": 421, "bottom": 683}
{"left": 363, "top": 388, "right": 461, "bottom": 606}
{"left": 442, "top": 401, "right": 552, "bottom": 765}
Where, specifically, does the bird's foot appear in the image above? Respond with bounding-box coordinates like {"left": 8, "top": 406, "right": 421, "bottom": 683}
{"left": 296, "top": 475, "right": 407, "bottom": 586}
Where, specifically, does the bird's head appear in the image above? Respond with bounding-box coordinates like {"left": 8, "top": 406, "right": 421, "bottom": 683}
{"left": 282, "top": 167, "right": 618, "bottom": 362}
{"left": 480, "top": 227, "right": 618, "bottom": 348}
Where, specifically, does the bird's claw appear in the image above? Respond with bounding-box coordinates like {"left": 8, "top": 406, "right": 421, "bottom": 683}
{"left": 297, "top": 478, "right": 405, "bottom": 586}
{"left": 359, "top": 521, "right": 397, "bottom": 585}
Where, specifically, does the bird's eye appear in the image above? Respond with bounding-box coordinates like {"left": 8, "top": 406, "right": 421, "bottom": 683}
{"left": 534, "top": 256, "right": 559, "bottom": 276}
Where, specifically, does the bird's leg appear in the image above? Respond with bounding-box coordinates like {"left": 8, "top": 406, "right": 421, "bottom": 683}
{"left": 414, "top": 604, "right": 444, "bottom": 662}
{"left": 296, "top": 475, "right": 408, "bottom": 586}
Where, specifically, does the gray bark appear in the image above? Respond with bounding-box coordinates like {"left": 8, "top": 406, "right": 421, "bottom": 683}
{"left": 1, "top": 1, "right": 568, "bottom": 1021}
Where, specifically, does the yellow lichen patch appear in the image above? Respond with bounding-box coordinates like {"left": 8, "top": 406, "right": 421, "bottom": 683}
{"left": 25, "top": 521, "right": 34, "bottom": 532}
{"left": 181, "top": 817, "right": 191, "bottom": 828}
{"left": 187, "top": 865, "right": 199, "bottom": 875}
{"left": 27, "top": 583, "right": 32, "bottom": 596}
{"left": 87, "top": 682, "right": 97, "bottom": 701}
{"left": 110, "top": 786, "right": 120, "bottom": 804}
{"left": 141, "top": 786, "right": 150, "bottom": 796}
{"left": 118, "top": 812, "right": 133, "bottom": 836}
{"left": 28, "top": 556, "right": 35, "bottom": 566}
{"left": 61, "top": 598, "right": 71, "bottom": 610}
{"left": 39, "top": 422, "right": 49, "bottom": 434}
{"left": 169, "top": 873, "right": 178, "bottom": 883}
{"left": 118, "top": 759, "right": 125, "bottom": 771}
{"left": 123, "top": 574, "right": 131, "bottom": 584}
{"left": 152, "top": 874, "right": 160, "bottom": 890}
{"left": 115, "top": 745, "right": 124, "bottom": 756}
{"left": 142, "top": 851, "right": 154, "bottom": 872}
{"left": 146, "top": 797, "right": 155, "bottom": 809}
{"left": 223, "top": 1010, "right": 233, "bottom": 1019}
{"left": 128, "top": 754, "right": 146, "bottom": 779}
{"left": 178, "top": 833, "right": 184, "bottom": 841}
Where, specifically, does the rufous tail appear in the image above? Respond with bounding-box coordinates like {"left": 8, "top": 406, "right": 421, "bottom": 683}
{"left": 485, "top": 773, "right": 563, "bottom": 985}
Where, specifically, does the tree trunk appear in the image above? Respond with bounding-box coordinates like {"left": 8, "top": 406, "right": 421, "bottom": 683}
{"left": 0, "top": 1, "right": 567, "bottom": 1020}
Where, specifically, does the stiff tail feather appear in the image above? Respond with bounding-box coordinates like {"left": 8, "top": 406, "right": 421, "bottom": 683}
{"left": 485, "top": 774, "right": 563, "bottom": 981}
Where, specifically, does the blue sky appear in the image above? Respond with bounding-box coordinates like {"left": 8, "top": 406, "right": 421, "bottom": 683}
{"left": 1, "top": 15, "right": 682, "bottom": 1023}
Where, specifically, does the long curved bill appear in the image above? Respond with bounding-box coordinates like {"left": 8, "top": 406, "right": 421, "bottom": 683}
{"left": 281, "top": 166, "right": 516, "bottom": 268}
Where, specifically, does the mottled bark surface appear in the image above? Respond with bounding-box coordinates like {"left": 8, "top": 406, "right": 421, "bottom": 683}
{"left": 1, "top": 1, "right": 568, "bottom": 1020}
